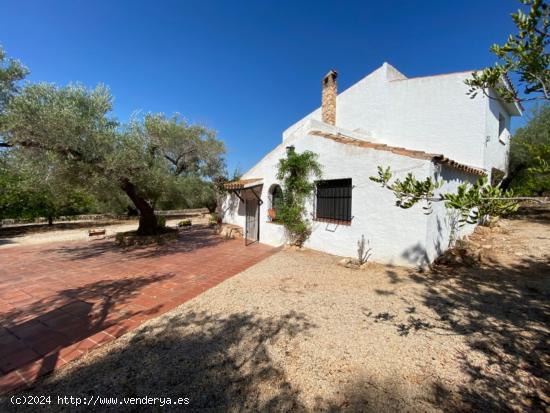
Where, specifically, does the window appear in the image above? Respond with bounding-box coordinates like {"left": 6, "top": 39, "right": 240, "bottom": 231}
{"left": 315, "top": 179, "right": 352, "bottom": 223}
{"left": 268, "top": 184, "right": 283, "bottom": 222}
{"left": 498, "top": 113, "right": 506, "bottom": 140}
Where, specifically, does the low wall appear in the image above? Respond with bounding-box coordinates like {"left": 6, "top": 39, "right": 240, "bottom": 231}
{"left": 1, "top": 208, "right": 210, "bottom": 226}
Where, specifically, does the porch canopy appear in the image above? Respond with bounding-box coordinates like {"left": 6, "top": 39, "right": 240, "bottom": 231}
{"left": 224, "top": 178, "right": 263, "bottom": 190}
{"left": 224, "top": 178, "right": 264, "bottom": 204}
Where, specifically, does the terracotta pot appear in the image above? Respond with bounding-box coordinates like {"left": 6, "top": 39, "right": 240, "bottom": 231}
{"left": 267, "top": 208, "right": 277, "bottom": 220}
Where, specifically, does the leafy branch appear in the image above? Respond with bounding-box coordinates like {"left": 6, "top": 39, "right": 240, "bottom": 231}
{"left": 465, "top": 0, "right": 550, "bottom": 103}
{"left": 369, "top": 166, "right": 442, "bottom": 214}
{"left": 369, "top": 166, "right": 526, "bottom": 226}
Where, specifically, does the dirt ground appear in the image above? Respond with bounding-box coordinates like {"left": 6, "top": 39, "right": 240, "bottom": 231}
{"left": 0, "top": 216, "right": 209, "bottom": 249}
{"left": 1, "top": 206, "right": 548, "bottom": 412}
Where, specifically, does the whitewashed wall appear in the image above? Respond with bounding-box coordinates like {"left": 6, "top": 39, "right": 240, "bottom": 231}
{"left": 221, "top": 131, "right": 481, "bottom": 267}
{"left": 283, "top": 63, "right": 516, "bottom": 171}
{"left": 223, "top": 63, "right": 515, "bottom": 266}
{"left": 382, "top": 72, "right": 486, "bottom": 168}
{"left": 484, "top": 90, "right": 511, "bottom": 175}
{"left": 424, "top": 165, "right": 478, "bottom": 264}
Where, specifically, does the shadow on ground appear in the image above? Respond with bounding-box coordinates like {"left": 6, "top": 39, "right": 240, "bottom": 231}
{"left": 0, "top": 273, "right": 175, "bottom": 379}
{"left": 0, "top": 221, "right": 133, "bottom": 238}
{"left": 371, "top": 239, "right": 550, "bottom": 408}
{"left": 39, "top": 225, "right": 224, "bottom": 261}
{"left": 2, "top": 310, "right": 316, "bottom": 412}
{"left": 417, "top": 256, "right": 550, "bottom": 411}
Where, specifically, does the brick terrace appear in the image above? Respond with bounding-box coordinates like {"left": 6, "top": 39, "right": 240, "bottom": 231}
{"left": 0, "top": 226, "right": 275, "bottom": 393}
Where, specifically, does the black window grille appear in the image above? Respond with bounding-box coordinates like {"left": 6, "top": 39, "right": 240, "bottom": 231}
{"left": 315, "top": 179, "right": 352, "bottom": 222}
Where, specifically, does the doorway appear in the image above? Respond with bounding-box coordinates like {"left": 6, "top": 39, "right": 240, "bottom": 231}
{"left": 245, "top": 198, "right": 260, "bottom": 245}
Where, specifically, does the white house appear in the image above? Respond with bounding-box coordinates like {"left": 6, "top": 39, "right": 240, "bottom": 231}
{"left": 220, "top": 63, "right": 522, "bottom": 267}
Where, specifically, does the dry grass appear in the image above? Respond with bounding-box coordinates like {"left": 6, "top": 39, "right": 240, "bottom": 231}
{"left": 2, "top": 206, "right": 549, "bottom": 412}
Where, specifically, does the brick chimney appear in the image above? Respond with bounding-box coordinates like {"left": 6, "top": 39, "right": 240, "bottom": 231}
{"left": 322, "top": 69, "right": 338, "bottom": 125}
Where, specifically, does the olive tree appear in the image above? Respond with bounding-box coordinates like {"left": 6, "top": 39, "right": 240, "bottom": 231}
{"left": 1, "top": 82, "right": 226, "bottom": 235}
{"left": 465, "top": 0, "right": 549, "bottom": 103}
{"left": 503, "top": 104, "right": 550, "bottom": 193}
{"left": 0, "top": 150, "right": 96, "bottom": 224}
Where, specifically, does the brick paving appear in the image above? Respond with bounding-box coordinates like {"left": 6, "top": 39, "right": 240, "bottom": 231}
{"left": 0, "top": 226, "right": 275, "bottom": 393}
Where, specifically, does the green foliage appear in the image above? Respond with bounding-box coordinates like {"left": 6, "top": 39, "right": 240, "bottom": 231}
{"left": 155, "top": 176, "right": 217, "bottom": 212}
{"left": 0, "top": 46, "right": 226, "bottom": 234}
{"left": 508, "top": 104, "right": 550, "bottom": 194}
{"left": 144, "top": 113, "right": 225, "bottom": 178}
{"left": 0, "top": 45, "right": 28, "bottom": 116}
{"left": 442, "top": 177, "right": 519, "bottom": 226}
{"left": 209, "top": 212, "right": 221, "bottom": 224}
{"left": 465, "top": 0, "right": 550, "bottom": 102}
{"left": 369, "top": 166, "right": 442, "bottom": 213}
{"left": 276, "top": 148, "right": 322, "bottom": 246}
{"left": 0, "top": 151, "right": 96, "bottom": 222}
{"left": 370, "top": 166, "right": 520, "bottom": 226}
{"left": 177, "top": 219, "right": 192, "bottom": 227}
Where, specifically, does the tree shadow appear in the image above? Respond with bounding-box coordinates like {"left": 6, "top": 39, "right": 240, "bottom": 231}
{"left": 0, "top": 272, "right": 175, "bottom": 381}
{"left": 0, "top": 221, "right": 131, "bottom": 238}
{"left": 410, "top": 256, "right": 550, "bottom": 411}
{"left": 311, "top": 375, "right": 434, "bottom": 412}
{"left": 39, "top": 225, "right": 225, "bottom": 261}
{"left": 3, "top": 310, "right": 316, "bottom": 412}
{"left": 507, "top": 204, "right": 550, "bottom": 224}
{"left": 401, "top": 242, "right": 430, "bottom": 267}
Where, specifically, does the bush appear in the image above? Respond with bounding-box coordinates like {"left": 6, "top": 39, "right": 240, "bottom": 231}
{"left": 177, "top": 219, "right": 192, "bottom": 227}
{"left": 209, "top": 212, "right": 221, "bottom": 224}
{"left": 275, "top": 148, "right": 322, "bottom": 246}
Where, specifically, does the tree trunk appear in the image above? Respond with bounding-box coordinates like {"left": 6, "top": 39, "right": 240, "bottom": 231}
{"left": 47, "top": 216, "right": 53, "bottom": 226}
{"left": 500, "top": 164, "right": 526, "bottom": 191}
{"left": 120, "top": 179, "right": 158, "bottom": 235}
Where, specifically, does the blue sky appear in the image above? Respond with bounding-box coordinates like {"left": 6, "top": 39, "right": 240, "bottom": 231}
{"left": 0, "top": 0, "right": 522, "bottom": 173}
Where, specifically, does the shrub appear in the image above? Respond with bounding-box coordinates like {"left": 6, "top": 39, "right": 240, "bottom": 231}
{"left": 276, "top": 148, "right": 322, "bottom": 246}
{"left": 178, "top": 219, "right": 192, "bottom": 227}
{"left": 209, "top": 212, "right": 221, "bottom": 224}
{"left": 357, "top": 235, "right": 373, "bottom": 265}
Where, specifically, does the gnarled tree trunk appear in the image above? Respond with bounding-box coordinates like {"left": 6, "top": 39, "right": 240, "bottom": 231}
{"left": 120, "top": 179, "right": 158, "bottom": 235}
{"left": 500, "top": 164, "right": 526, "bottom": 191}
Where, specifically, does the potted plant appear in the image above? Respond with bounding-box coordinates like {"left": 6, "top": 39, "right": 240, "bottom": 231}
{"left": 267, "top": 208, "right": 277, "bottom": 220}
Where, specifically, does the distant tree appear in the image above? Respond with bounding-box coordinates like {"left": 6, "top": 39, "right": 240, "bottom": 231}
{"left": 465, "top": 0, "right": 549, "bottom": 103}
{"left": 0, "top": 45, "right": 28, "bottom": 114}
{"left": 503, "top": 104, "right": 550, "bottom": 193}
{"left": 0, "top": 151, "right": 96, "bottom": 224}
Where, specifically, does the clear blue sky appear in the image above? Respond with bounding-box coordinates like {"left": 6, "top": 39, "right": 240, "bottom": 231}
{"left": 0, "top": 0, "right": 522, "bottom": 173}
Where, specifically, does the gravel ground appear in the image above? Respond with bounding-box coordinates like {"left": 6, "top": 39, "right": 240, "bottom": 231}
{"left": 2, "top": 206, "right": 549, "bottom": 412}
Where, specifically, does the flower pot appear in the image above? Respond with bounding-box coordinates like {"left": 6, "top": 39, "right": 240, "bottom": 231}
{"left": 267, "top": 208, "right": 277, "bottom": 220}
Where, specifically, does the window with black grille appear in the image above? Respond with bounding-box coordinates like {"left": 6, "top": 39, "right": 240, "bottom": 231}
{"left": 315, "top": 179, "right": 352, "bottom": 223}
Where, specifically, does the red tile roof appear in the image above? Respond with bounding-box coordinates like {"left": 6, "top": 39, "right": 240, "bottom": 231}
{"left": 224, "top": 178, "right": 263, "bottom": 190}
{"left": 309, "top": 130, "right": 487, "bottom": 176}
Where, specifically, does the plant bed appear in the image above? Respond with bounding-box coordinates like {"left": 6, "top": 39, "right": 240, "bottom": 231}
{"left": 115, "top": 227, "right": 178, "bottom": 246}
